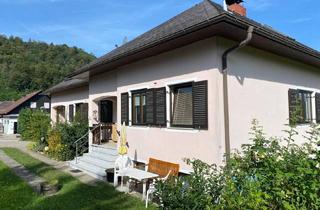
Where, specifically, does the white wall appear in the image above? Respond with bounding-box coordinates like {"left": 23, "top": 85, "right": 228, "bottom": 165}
{"left": 217, "top": 37, "right": 320, "bottom": 151}
{"left": 51, "top": 35, "right": 320, "bottom": 172}
{"left": 89, "top": 37, "right": 225, "bottom": 170}
{"left": 51, "top": 86, "right": 89, "bottom": 123}
{"left": 1, "top": 116, "right": 18, "bottom": 135}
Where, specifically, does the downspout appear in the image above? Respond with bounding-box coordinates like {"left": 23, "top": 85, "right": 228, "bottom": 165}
{"left": 222, "top": 25, "right": 254, "bottom": 162}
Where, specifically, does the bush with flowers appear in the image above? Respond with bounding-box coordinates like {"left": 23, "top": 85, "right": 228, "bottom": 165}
{"left": 155, "top": 120, "right": 320, "bottom": 209}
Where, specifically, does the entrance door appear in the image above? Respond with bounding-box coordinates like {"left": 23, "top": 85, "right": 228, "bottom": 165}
{"left": 100, "top": 100, "right": 113, "bottom": 123}
{"left": 13, "top": 122, "right": 18, "bottom": 134}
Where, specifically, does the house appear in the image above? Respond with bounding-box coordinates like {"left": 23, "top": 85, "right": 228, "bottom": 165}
{"left": 46, "top": 0, "right": 320, "bottom": 178}
{"left": 0, "top": 91, "right": 51, "bottom": 135}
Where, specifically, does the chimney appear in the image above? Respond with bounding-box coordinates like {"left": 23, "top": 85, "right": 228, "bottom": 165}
{"left": 226, "top": 1, "right": 247, "bottom": 16}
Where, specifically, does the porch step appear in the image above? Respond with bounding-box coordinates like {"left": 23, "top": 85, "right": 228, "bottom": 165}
{"left": 69, "top": 160, "right": 107, "bottom": 180}
{"left": 69, "top": 145, "right": 118, "bottom": 181}
{"left": 79, "top": 155, "right": 114, "bottom": 168}
{"left": 85, "top": 151, "right": 117, "bottom": 163}
{"left": 91, "top": 144, "right": 118, "bottom": 156}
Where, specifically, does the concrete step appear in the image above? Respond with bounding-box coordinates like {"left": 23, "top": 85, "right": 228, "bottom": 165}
{"left": 78, "top": 155, "right": 114, "bottom": 169}
{"left": 69, "top": 144, "right": 118, "bottom": 180}
{"left": 69, "top": 160, "right": 106, "bottom": 180}
{"left": 91, "top": 144, "right": 118, "bottom": 156}
{"left": 85, "top": 152, "right": 117, "bottom": 162}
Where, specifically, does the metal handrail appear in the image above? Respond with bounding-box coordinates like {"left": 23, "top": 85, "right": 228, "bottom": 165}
{"left": 74, "top": 123, "right": 101, "bottom": 164}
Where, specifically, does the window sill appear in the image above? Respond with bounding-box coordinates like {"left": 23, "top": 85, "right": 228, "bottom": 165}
{"left": 296, "top": 122, "right": 314, "bottom": 127}
{"left": 165, "top": 127, "right": 200, "bottom": 133}
{"left": 128, "top": 126, "right": 150, "bottom": 130}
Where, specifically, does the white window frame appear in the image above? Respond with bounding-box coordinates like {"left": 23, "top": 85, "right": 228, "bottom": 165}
{"left": 44, "top": 102, "right": 50, "bottom": 109}
{"left": 30, "top": 102, "right": 37, "bottom": 109}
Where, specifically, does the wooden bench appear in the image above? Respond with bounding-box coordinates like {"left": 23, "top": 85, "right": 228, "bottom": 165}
{"left": 147, "top": 158, "right": 179, "bottom": 177}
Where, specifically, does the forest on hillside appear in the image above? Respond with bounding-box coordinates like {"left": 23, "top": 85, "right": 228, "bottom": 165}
{"left": 0, "top": 35, "right": 96, "bottom": 101}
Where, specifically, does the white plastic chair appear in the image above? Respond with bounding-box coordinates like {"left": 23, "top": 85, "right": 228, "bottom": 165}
{"left": 114, "top": 155, "right": 133, "bottom": 188}
{"left": 145, "top": 170, "right": 172, "bottom": 208}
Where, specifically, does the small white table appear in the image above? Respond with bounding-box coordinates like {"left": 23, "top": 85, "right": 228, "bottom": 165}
{"left": 119, "top": 168, "right": 159, "bottom": 199}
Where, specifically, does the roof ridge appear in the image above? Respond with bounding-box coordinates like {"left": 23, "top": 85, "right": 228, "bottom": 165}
{"left": 68, "top": 0, "right": 223, "bottom": 77}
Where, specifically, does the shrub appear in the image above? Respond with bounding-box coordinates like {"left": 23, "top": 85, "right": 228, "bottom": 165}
{"left": 47, "top": 129, "right": 63, "bottom": 159}
{"left": 18, "top": 108, "right": 33, "bottom": 140}
{"left": 18, "top": 109, "right": 51, "bottom": 144}
{"left": 47, "top": 121, "right": 88, "bottom": 161}
{"left": 156, "top": 120, "right": 320, "bottom": 209}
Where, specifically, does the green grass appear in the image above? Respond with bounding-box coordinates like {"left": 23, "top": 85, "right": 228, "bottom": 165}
{"left": 0, "top": 160, "right": 38, "bottom": 210}
{"left": 1, "top": 148, "right": 155, "bottom": 210}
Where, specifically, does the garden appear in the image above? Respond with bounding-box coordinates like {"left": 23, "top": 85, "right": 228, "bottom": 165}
{"left": 18, "top": 108, "right": 88, "bottom": 161}
{"left": 155, "top": 120, "right": 320, "bottom": 209}
{"left": 0, "top": 148, "right": 153, "bottom": 210}
{"left": 16, "top": 108, "right": 320, "bottom": 209}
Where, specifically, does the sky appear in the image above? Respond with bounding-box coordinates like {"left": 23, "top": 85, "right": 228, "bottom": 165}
{"left": 0, "top": 0, "right": 319, "bottom": 57}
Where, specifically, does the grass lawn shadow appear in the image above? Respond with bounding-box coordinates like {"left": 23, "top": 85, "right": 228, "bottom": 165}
{"left": 2, "top": 148, "right": 155, "bottom": 210}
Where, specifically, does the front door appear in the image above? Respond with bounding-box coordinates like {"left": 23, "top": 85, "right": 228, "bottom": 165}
{"left": 100, "top": 100, "right": 113, "bottom": 123}
{"left": 13, "top": 122, "right": 18, "bottom": 134}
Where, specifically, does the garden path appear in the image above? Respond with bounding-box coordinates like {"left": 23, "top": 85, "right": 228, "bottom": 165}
{"left": 0, "top": 136, "right": 100, "bottom": 186}
{"left": 0, "top": 149, "right": 46, "bottom": 193}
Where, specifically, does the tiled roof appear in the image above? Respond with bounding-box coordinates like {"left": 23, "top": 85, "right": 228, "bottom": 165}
{"left": 0, "top": 91, "right": 41, "bottom": 115}
{"left": 0, "top": 101, "right": 15, "bottom": 115}
{"left": 46, "top": 78, "right": 88, "bottom": 94}
{"left": 66, "top": 0, "right": 320, "bottom": 78}
{"left": 69, "top": 0, "right": 223, "bottom": 76}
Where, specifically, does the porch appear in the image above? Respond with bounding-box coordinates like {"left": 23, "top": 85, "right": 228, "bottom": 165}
{"left": 91, "top": 96, "right": 118, "bottom": 146}
{"left": 70, "top": 96, "right": 119, "bottom": 180}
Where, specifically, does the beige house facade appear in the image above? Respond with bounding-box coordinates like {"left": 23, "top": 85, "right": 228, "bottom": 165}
{"left": 47, "top": 1, "right": 320, "bottom": 173}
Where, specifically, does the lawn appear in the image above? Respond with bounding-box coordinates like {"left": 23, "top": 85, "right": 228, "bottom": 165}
{"left": 1, "top": 148, "right": 155, "bottom": 210}
{"left": 0, "top": 159, "right": 38, "bottom": 210}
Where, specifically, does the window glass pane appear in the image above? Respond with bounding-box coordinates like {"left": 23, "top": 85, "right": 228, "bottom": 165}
{"left": 132, "top": 92, "right": 147, "bottom": 125}
{"left": 142, "top": 94, "right": 146, "bottom": 123}
{"left": 30, "top": 102, "right": 36, "bottom": 109}
{"left": 172, "top": 85, "right": 193, "bottom": 126}
{"left": 135, "top": 96, "right": 140, "bottom": 106}
{"left": 298, "top": 91, "right": 312, "bottom": 123}
{"left": 303, "top": 93, "right": 312, "bottom": 122}
{"left": 44, "top": 103, "right": 50, "bottom": 109}
{"left": 133, "top": 94, "right": 141, "bottom": 124}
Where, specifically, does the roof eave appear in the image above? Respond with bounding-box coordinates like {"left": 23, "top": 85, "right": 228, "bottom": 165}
{"left": 68, "top": 13, "right": 320, "bottom": 78}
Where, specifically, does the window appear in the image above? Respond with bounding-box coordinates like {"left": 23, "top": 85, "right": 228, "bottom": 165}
{"left": 132, "top": 90, "right": 147, "bottom": 125}
{"left": 30, "top": 102, "right": 37, "bottom": 109}
{"left": 298, "top": 90, "right": 312, "bottom": 123}
{"left": 121, "top": 81, "right": 207, "bottom": 129}
{"left": 171, "top": 83, "right": 193, "bottom": 127}
{"left": 76, "top": 103, "right": 88, "bottom": 122}
{"left": 288, "top": 89, "right": 313, "bottom": 124}
{"left": 44, "top": 102, "right": 50, "bottom": 109}
{"left": 69, "top": 104, "right": 74, "bottom": 122}
{"left": 56, "top": 106, "right": 66, "bottom": 123}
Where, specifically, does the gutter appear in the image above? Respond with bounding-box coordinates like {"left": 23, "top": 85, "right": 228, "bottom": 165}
{"left": 221, "top": 25, "right": 254, "bottom": 161}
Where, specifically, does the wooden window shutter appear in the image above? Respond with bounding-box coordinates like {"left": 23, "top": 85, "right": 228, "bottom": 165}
{"left": 146, "top": 89, "right": 155, "bottom": 125}
{"left": 121, "top": 93, "right": 129, "bottom": 125}
{"left": 155, "top": 88, "right": 167, "bottom": 126}
{"left": 193, "top": 81, "right": 208, "bottom": 129}
{"left": 315, "top": 93, "right": 320, "bottom": 123}
{"left": 288, "top": 89, "right": 299, "bottom": 125}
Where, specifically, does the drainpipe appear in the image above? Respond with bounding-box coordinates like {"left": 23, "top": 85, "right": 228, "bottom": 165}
{"left": 222, "top": 26, "right": 254, "bottom": 162}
